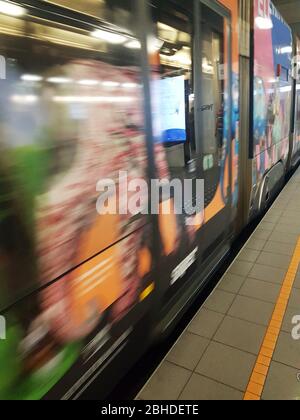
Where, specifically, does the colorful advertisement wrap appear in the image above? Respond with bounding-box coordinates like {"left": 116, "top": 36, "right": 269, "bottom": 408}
{"left": 253, "top": 0, "right": 292, "bottom": 182}
{"left": 220, "top": 0, "right": 240, "bottom": 207}
{"left": 293, "top": 38, "right": 300, "bottom": 157}
{"left": 0, "top": 4, "right": 155, "bottom": 399}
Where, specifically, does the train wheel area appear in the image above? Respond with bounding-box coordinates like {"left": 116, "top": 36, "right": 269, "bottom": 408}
{"left": 136, "top": 167, "right": 300, "bottom": 401}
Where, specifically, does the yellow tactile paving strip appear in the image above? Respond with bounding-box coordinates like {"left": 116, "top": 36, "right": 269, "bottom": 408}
{"left": 244, "top": 237, "right": 300, "bottom": 400}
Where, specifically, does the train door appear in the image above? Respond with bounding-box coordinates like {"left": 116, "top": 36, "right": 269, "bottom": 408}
{"left": 196, "top": 1, "right": 234, "bottom": 257}
{"left": 149, "top": 0, "right": 202, "bottom": 317}
{"left": 149, "top": 0, "right": 234, "bottom": 325}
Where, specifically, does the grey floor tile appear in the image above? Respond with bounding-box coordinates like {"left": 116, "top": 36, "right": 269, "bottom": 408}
{"left": 266, "top": 208, "right": 283, "bottom": 217}
{"left": 268, "top": 208, "right": 285, "bottom": 216}
{"left": 278, "top": 216, "right": 300, "bottom": 226}
{"left": 195, "top": 342, "right": 256, "bottom": 391}
{"left": 289, "top": 202, "right": 300, "bottom": 211}
{"left": 252, "top": 229, "right": 272, "bottom": 241}
{"left": 259, "top": 221, "right": 275, "bottom": 232}
{"left": 269, "top": 231, "right": 299, "bottom": 245}
{"left": 273, "top": 331, "right": 300, "bottom": 370}
{"left": 239, "top": 278, "right": 280, "bottom": 304}
{"left": 228, "top": 261, "right": 254, "bottom": 277}
{"left": 138, "top": 361, "right": 191, "bottom": 400}
{"left": 228, "top": 295, "right": 274, "bottom": 326}
{"left": 187, "top": 309, "right": 224, "bottom": 339}
{"left": 281, "top": 210, "right": 300, "bottom": 218}
{"left": 293, "top": 270, "right": 300, "bottom": 289}
{"left": 274, "top": 224, "right": 300, "bottom": 235}
{"left": 245, "top": 238, "right": 266, "bottom": 251}
{"left": 166, "top": 332, "right": 210, "bottom": 371}
{"left": 217, "top": 273, "right": 245, "bottom": 294}
{"left": 288, "top": 288, "right": 300, "bottom": 309}
{"left": 272, "top": 202, "right": 288, "bottom": 211}
{"left": 276, "top": 192, "right": 293, "bottom": 200}
{"left": 204, "top": 290, "right": 236, "bottom": 314}
{"left": 214, "top": 316, "right": 266, "bottom": 355}
{"left": 248, "top": 264, "right": 286, "bottom": 285}
{"left": 237, "top": 249, "right": 260, "bottom": 263}
{"left": 288, "top": 204, "right": 300, "bottom": 212}
{"left": 263, "top": 214, "right": 281, "bottom": 224}
{"left": 179, "top": 374, "right": 243, "bottom": 400}
{"left": 263, "top": 241, "right": 295, "bottom": 256}
{"left": 282, "top": 210, "right": 300, "bottom": 218}
{"left": 262, "top": 362, "right": 300, "bottom": 400}
{"left": 256, "top": 252, "right": 291, "bottom": 270}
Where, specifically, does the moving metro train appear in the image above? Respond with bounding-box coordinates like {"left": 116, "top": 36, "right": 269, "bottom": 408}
{"left": 0, "top": 0, "right": 299, "bottom": 399}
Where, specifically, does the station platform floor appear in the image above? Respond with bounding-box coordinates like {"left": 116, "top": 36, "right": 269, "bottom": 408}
{"left": 137, "top": 168, "right": 300, "bottom": 401}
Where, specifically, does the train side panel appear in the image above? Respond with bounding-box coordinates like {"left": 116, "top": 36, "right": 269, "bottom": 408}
{"left": 0, "top": 0, "right": 297, "bottom": 401}
{"left": 292, "top": 38, "right": 300, "bottom": 164}
{"left": 0, "top": 0, "right": 156, "bottom": 400}
{"left": 250, "top": 0, "right": 293, "bottom": 213}
{"left": 0, "top": 0, "right": 242, "bottom": 399}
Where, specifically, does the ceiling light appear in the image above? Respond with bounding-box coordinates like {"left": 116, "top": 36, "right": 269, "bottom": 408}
{"left": 148, "top": 37, "right": 164, "bottom": 53}
{"left": 122, "top": 83, "right": 138, "bottom": 89}
{"left": 280, "top": 86, "right": 292, "bottom": 93}
{"left": 102, "top": 81, "right": 120, "bottom": 88}
{"left": 53, "top": 96, "right": 133, "bottom": 104}
{"left": 11, "top": 94, "right": 38, "bottom": 104}
{"left": 0, "top": 1, "right": 26, "bottom": 17}
{"left": 279, "top": 46, "right": 293, "bottom": 54}
{"left": 255, "top": 16, "right": 273, "bottom": 30}
{"left": 21, "top": 74, "right": 43, "bottom": 82}
{"left": 78, "top": 79, "right": 99, "bottom": 86}
{"left": 92, "top": 29, "right": 127, "bottom": 44}
{"left": 125, "top": 40, "right": 141, "bottom": 49}
{"left": 47, "top": 77, "right": 73, "bottom": 84}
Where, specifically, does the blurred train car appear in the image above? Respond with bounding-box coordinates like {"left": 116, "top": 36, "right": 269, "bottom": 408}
{"left": 291, "top": 36, "right": 300, "bottom": 164}
{"left": 0, "top": 0, "right": 298, "bottom": 399}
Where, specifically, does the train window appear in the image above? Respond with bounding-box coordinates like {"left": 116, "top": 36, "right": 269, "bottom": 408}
{"left": 296, "top": 84, "right": 300, "bottom": 128}
{"left": 44, "top": 0, "right": 135, "bottom": 33}
{"left": 151, "top": 0, "right": 194, "bottom": 180}
{"left": 279, "top": 66, "right": 289, "bottom": 82}
{"left": 199, "top": 4, "right": 227, "bottom": 172}
{"left": 152, "top": 0, "right": 230, "bottom": 187}
{"left": 44, "top": 0, "right": 106, "bottom": 17}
